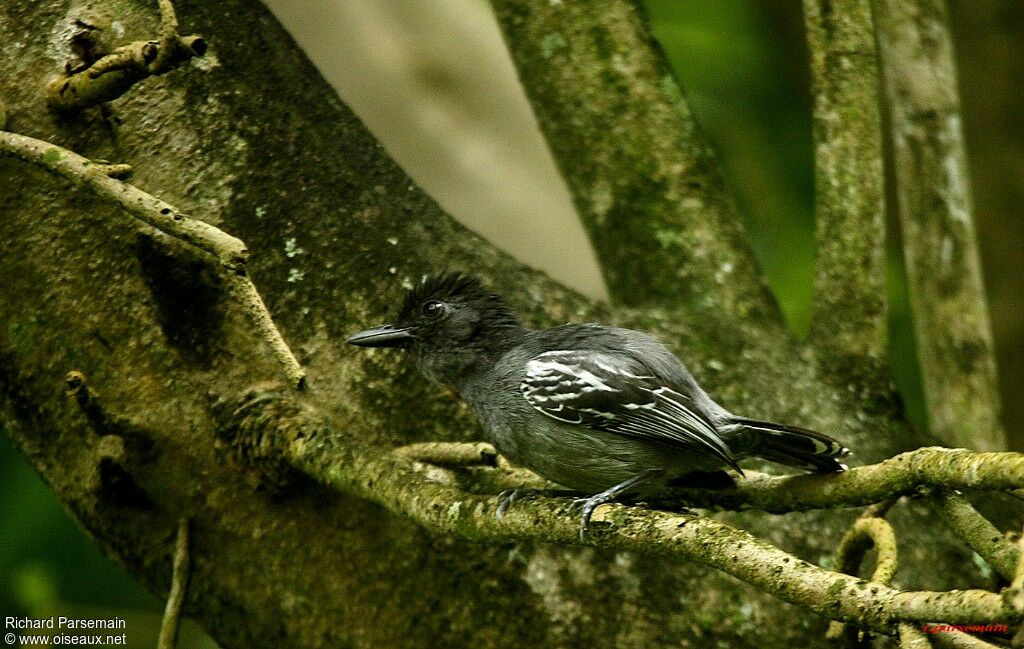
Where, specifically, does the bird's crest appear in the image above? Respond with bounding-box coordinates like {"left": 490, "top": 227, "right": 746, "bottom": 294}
{"left": 399, "top": 272, "right": 520, "bottom": 328}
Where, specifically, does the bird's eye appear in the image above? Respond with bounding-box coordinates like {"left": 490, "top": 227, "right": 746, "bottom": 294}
{"left": 422, "top": 300, "right": 446, "bottom": 319}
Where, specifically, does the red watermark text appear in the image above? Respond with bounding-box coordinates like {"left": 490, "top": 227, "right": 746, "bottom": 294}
{"left": 920, "top": 623, "right": 1008, "bottom": 635}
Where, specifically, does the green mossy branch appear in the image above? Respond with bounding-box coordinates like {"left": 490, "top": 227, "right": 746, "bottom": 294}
{"left": 938, "top": 492, "right": 1020, "bottom": 581}
{"left": 157, "top": 518, "right": 190, "bottom": 649}
{"left": 400, "top": 441, "right": 1024, "bottom": 514}
{"left": 827, "top": 506, "right": 899, "bottom": 642}
{"left": 217, "top": 389, "right": 1024, "bottom": 636}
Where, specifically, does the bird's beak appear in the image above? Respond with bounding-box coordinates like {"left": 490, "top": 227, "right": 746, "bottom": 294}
{"left": 346, "top": 323, "right": 417, "bottom": 348}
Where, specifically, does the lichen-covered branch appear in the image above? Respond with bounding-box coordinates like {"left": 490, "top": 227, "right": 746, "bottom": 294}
{"left": 827, "top": 508, "right": 899, "bottom": 641}
{"left": 802, "top": 0, "right": 888, "bottom": 389}
{"left": 487, "top": 0, "right": 777, "bottom": 321}
{"left": 46, "top": 0, "right": 205, "bottom": 113}
{"left": 0, "top": 131, "right": 244, "bottom": 265}
{"left": 0, "top": 130, "right": 304, "bottom": 387}
{"left": 836, "top": 516, "right": 899, "bottom": 584}
{"left": 937, "top": 492, "right": 1019, "bottom": 581}
{"left": 873, "top": 0, "right": 1004, "bottom": 451}
{"left": 403, "top": 442, "right": 1024, "bottom": 513}
{"left": 217, "top": 390, "right": 1022, "bottom": 635}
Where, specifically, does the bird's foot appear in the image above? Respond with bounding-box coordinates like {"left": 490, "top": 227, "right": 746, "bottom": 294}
{"left": 496, "top": 487, "right": 578, "bottom": 520}
{"left": 569, "top": 493, "right": 616, "bottom": 541}
{"left": 568, "top": 468, "right": 666, "bottom": 541}
{"left": 495, "top": 488, "right": 542, "bottom": 520}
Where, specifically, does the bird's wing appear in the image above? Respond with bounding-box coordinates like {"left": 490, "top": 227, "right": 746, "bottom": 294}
{"left": 520, "top": 349, "right": 738, "bottom": 470}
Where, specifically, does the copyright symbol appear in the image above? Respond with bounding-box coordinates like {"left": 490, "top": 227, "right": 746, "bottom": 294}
{"left": 4, "top": 632, "right": 15, "bottom": 645}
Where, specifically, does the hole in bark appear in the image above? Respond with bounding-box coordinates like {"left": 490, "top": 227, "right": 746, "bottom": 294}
{"left": 135, "top": 233, "right": 226, "bottom": 368}
{"left": 98, "top": 458, "right": 155, "bottom": 509}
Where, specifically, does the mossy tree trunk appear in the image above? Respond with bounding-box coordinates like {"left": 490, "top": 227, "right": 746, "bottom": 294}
{"left": 0, "top": 1, "right": 1007, "bottom": 647}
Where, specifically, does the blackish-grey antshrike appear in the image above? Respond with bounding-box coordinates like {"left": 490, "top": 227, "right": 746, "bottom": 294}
{"left": 348, "top": 273, "right": 849, "bottom": 537}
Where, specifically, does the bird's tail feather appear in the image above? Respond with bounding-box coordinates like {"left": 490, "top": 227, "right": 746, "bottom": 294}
{"left": 723, "top": 418, "right": 849, "bottom": 473}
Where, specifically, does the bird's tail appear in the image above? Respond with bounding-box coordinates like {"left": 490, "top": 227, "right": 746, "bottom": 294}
{"left": 722, "top": 418, "right": 850, "bottom": 473}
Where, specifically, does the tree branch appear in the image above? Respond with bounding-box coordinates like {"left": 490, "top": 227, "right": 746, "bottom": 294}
{"left": 827, "top": 505, "right": 899, "bottom": 641}
{"left": 803, "top": 0, "right": 888, "bottom": 389}
{"left": 0, "top": 130, "right": 305, "bottom": 388}
{"left": 406, "top": 441, "right": 1024, "bottom": 513}
{"left": 218, "top": 389, "right": 1024, "bottom": 635}
{"left": 937, "top": 492, "right": 1019, "bottom": 581}
{"left": 873, "top": 0, "right": 1004, "bottom": 451}
{"left": 487, "top": 0, "right": 778, "bottom": 322}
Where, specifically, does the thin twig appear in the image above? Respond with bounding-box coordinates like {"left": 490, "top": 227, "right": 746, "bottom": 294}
{"left": 827, "top": 505, "right": 899, "bottom": 641}
{"left": 226, "top": 274, "right": 306, "bottom": 388}
{"left": 0, "top": 131, "right": 305, "bottom": 388}
{"left": 157, "top": 518, "right": 190, "bottom": 649}
{"left": 395, "top": 442, "right": 498, "bottom": 467}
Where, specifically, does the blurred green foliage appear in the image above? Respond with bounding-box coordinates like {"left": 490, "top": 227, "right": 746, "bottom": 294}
{"left": 0, "top": 429, "right": 159, "bottom": 623}
{"left": 645, "top": 0, "right": 928, "bottom": 432}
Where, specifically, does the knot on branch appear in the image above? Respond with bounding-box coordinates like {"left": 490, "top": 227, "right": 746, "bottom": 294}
{"left": 212, "top": 384, "right": 323, "bottom": 493}
{"left": 65, "top": 370, "right": 153, "bottom": 449}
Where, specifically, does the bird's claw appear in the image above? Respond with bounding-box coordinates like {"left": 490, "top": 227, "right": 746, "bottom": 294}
{"left": 569, "top": 495, "right": 608, "bottom": 541}
{"left": 495, "top": 489, "right": 517, "bottom": 520}
{"left": 496, "top": 488, "right": 544, "bottom": 520}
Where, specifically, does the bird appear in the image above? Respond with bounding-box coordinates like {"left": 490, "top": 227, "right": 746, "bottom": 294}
{"left": 347, "top": 272, "right": 849, "bottom": 538}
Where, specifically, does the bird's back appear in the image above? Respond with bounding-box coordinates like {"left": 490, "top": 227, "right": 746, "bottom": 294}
{"left": 462, "top": 324, "right": 732, "bottom": 492}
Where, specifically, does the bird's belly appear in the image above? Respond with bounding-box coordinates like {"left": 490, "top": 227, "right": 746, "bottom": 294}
{"left": 488, "top": 416, "right": 707, "bottom": 494}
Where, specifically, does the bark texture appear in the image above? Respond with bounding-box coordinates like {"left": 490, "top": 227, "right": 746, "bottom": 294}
{"left": 0, "top": 0, "right": 1010, "bottom": 647}
{"left": 802, "top": 0, "right": 889, "bottom": 391}
{"left": 874, "top": 0, "right": 1004, "bottom": 451}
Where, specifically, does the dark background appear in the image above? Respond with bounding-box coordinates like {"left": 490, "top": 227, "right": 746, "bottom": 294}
{"left": 2, "top": 0, "right": 1020, "bottom": 644}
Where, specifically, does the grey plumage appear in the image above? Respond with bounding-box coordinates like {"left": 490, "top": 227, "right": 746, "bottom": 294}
{"left": 348, "top": 273, "right": 850, "bottom": 532}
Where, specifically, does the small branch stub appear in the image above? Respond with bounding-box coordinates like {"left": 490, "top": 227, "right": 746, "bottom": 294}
{"left": 46, "top": 0, "right": 206, "bottom": 114}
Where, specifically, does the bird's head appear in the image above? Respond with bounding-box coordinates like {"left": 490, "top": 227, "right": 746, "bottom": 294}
{"left": 347, "top": 272, "right": 524, "bottom": 385}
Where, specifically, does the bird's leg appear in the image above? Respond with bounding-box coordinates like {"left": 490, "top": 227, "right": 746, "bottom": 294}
{"left": 496, "top": 487, "right": 577, "bottom": 520}
{"left": 571, "top": 468, "right": 665, "bottom": 540}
